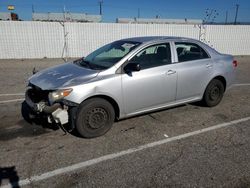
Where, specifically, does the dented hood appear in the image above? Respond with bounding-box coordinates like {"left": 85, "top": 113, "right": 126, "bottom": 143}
{"left": 29, "top": 62, "right": 99, "bottom": 90}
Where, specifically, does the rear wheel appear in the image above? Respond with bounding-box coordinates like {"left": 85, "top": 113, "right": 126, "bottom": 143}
{"left": 76, "top": 98, "right": 115, "bottom": 138}
{"left": 202, "top": 79, "right": 225, "bottom": 107}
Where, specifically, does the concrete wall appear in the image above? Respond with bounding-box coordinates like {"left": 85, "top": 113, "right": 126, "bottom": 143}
{"left": 0, "top": 21, "right": 249, "bottom": 59}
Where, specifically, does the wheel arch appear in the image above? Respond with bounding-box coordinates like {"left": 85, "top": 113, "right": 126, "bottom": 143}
{"left": 211, "top": 75, "right": 227, "bottom": 91}
{"left": 83, "top": 95, "right": 120, "bottom": 120}
{"left": 202, "top": 75, "right": 227, "bottom": 98}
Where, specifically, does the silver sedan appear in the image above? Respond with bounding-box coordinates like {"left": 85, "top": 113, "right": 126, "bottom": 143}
{"left": 24, "top": 36, "right": 237, "bottom": 138}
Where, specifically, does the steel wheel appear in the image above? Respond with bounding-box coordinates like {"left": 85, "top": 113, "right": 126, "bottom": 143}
{"left": 76, "top": 98, "right": 115, "bottom": 138}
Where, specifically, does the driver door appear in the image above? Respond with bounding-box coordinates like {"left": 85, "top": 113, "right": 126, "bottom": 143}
{"left": 121, "top": 43, "right": 177, "bottom": 115}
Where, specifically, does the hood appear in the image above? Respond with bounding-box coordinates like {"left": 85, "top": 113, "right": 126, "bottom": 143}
{"left": 29, "top": 62, "right": 99, "bottom": 90}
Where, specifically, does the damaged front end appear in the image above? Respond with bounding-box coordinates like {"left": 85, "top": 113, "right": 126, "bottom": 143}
{"left": 25, "top": 84, "right": 78, "bottom": 128}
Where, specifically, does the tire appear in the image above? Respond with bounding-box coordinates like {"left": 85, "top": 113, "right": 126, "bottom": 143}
{"left": 203, "top": 79, "right": 225, "bottom": 107}
{"left": 21, "top": 101, "right": 34, "bottom": 124}
{"left": 76, "top": 98, "right": 115, "bottom": 138}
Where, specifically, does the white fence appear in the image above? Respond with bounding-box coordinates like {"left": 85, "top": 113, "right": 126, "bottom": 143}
{"left": 0, "top": 21, "right": 250, "bottom": 59}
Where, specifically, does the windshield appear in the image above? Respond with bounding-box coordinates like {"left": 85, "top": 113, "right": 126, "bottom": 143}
{"left": 76, "top": 40, "right": 141, "bottom": 70}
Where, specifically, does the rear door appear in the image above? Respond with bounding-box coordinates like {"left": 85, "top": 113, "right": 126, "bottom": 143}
{"left": 174, "top": 42, "right": 213, "bottom": 100}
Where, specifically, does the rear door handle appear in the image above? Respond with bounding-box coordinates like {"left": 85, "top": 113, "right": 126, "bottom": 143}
{"left": 166, "top": 70, "right": 176, "bottom": 75}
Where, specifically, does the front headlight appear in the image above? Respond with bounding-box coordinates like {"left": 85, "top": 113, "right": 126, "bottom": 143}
{"left": 49, "top": 89, "right": 73, "bottom": 103}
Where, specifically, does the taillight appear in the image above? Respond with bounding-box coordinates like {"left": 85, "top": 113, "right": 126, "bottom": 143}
{"left": 233, "top": 60, "right": 238, "bottom": 67}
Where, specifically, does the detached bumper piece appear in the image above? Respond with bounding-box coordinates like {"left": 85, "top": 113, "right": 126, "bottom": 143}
{"left": 25, "top": 87, "right": 69, "bottom": 125}
{"left": 48, "top": 108, "right": 68, "bottom": 125}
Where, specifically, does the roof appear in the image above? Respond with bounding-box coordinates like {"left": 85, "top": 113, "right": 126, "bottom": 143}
{"left": 116, "top": 18, "right": 203, "bottom": 25}
{"left": 0, "top": 12, "right": 11, "bottom": 20}
{"left": 32, "top": 12, "right": 102, "bottom": 22}
{"left": 120, "top": 36, "right": 193, "bottom": 43}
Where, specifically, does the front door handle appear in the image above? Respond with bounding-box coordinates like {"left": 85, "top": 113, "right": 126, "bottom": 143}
{"left": 167, "top": 70, "right": 176, "bottom": 75}
{"left": 206, "top": 64, "right": 213, "bottom": 68}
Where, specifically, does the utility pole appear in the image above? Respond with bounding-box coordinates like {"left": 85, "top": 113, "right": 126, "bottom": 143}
{"left": 99, "top": 0, "right": 103, "bottom": 15}
{"left": 63, "top": 5, "right": 66, "bottom": 22}
{"left": 137, "top": 8, "right": 140, "bottom": 18}
{"left": 32, "top": 4, "right": 34, "bottom": 13}
{"left": 234, "top": 4, "right": 239, "bottom": 25}
{"left": 225, "top": 11, "right": 228, "bottom": 24}
{"left": 32, "top": 4, "right": 34, "bottom": 20}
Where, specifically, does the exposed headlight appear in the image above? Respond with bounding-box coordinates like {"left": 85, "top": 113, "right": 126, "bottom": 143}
{"left": 49, "top": 89, "right": 72, "bottom": 103}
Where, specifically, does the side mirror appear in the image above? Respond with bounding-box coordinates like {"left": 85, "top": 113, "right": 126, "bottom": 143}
{"left": 124, "top": 63, "right": 141, "bottom": 73}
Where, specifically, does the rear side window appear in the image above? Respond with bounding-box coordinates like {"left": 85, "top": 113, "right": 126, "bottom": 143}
{"left": 175, "top": 42, "right": 209, "bottom": 62}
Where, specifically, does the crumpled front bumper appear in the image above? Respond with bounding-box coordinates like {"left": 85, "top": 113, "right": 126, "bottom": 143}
{"left": 25, "top": 87, "right": 69, "bottom": 125}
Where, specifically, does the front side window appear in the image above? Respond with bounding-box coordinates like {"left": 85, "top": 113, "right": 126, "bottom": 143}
{"left": 129, "top": 43, "right": 172, "bottom": 70}
{"left": 175, "top": 42, "right": 209, "bottom": 62}
{"left": 76, "top": 41, "right": 141, "bottom": 70}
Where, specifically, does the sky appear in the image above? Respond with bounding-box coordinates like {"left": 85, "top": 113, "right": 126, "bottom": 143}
{"left": 0, "top": 0, "right": 249, "bottom": 23}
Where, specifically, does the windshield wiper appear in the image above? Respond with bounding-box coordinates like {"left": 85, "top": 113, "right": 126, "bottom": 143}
{"left": 89, "top": 63, "right": 107, "bottom": 70}
{"left": 83, "top": 60, "right": 107, "bottom": 70}
{"left": 76, "top": 59, "right": 93, "bottom": 69}
{"left": 74, "top": 58, "right": 107, "bottom": 70}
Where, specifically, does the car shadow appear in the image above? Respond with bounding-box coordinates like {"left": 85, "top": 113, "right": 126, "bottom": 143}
{"left": 66, "top": 102, "right": 206, "bottom": 138}
{"left": 8, "top": 101, "right": 205, "bottom": 140}
{"left": 0, "top": 166, "right": 20, "bottom": 188}
{"left": 21, "top": 101, "right": 77, "bottom": 138}
{"left": 116, "top": 104, "right": 188, "bottom": 122}
{"left": 189, "top": 101, "right": 206, "bottom": 107}
{"left": 0, "top": 119, "right": 56, "bottom": 141}
{"left": 0, "top": 102, "right": 60, "bottom": 141}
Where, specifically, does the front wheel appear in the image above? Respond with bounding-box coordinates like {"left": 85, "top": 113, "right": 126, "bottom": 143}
{"left": 202, "top": 79, "right": 225, "bottom": 107}
{"left": 76, "top": 98, "right": 115, "bottom": 138}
